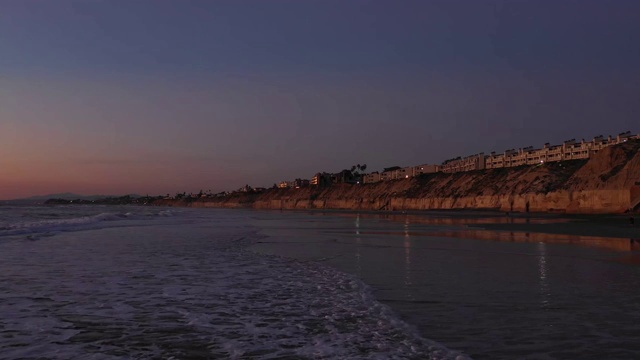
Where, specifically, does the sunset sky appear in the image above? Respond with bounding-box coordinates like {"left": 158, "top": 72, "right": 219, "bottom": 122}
{"left": 2, "top": 0, "right": 639, "bottom": 199}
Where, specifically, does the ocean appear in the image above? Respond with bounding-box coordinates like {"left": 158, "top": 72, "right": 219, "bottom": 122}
{"left": 0, "top": 205, "right": 464, "bottom": 360}
{"left": 2, "top": 205, "right": 640, "bottom": 359}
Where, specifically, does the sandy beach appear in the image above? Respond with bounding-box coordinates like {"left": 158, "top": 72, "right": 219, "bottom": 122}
{"left": 248, "top": 210, "right": 640, "bottom": 359}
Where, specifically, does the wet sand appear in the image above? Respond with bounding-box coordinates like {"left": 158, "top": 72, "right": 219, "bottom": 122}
{"left": 300, "top": 209, "right": 640, "bottom": 239}
{"left": 248, "top": 210, "right": 640, "bottom": 359}
{"left": 474, "top": 215, "right": 639, "bottom": 239}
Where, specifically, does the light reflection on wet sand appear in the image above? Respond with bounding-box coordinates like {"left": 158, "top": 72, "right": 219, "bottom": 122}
{"left": 324, "top": 211, "right": 572, "bottom": 226}
{"left": 537, "top": 242, "right": 551, "bottom": 308}
{"left": 252, "top": 210, "right": 640, "bottom": 359}
{"left": 403, "top": 217, "right": 413, "bottom": 300}
{"left": 354, "top": 215, "right": 362, "bottom": 278}
{"left": 346, "top": 229, "right": 640, "bottom": 253}
{"left": 314, "top": 211, "right": 640, "bottom": 254}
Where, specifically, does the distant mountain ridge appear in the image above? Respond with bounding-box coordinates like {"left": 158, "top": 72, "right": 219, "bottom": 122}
{"left": 2, "top": 193, "right": 143, "bottom": 203}
{"left": 23, "top": 193, "right": 105, "bottom": 201}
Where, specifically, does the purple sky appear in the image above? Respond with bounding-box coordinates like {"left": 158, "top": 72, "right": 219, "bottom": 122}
{"left": 1, "top": 0, "right": 639, "bottom": 199}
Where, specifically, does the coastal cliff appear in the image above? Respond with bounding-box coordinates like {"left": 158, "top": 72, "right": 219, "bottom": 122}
{"left": 160, "top": 140, "right": 640, "bottom": 214}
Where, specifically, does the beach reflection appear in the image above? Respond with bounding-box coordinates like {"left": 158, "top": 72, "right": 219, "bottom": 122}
{"left": 355, "top": 214, "right": 362, "bottom": 277}
{"left": 351, "top": 228, "right": 640, "bottom": 252}
{"left": 537, "top": 242, "right": 550, "bottom": 308}
{"left": 616, "top": 240, "right": 640, "bottom": 265}
{"left": 318, "top": 211, "right": 640, "bottom": 253}
{"left": 330, "top": 212, "right": 570, "bottom": 226}
{"left": 404, "top": 217, "right": 413, "bottom": 300}
{"left": 253, "top": 210, "right": 640, "bottom": 359}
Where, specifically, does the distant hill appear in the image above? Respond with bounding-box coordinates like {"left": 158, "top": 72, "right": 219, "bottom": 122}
{"left": 23, "top": 193, "right": 102, "bottom": 201}
{"left": 3, "top": 193, "right": 143, "bottom": 204}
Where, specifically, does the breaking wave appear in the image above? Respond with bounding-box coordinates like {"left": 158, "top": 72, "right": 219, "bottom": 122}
{"left": 0, "top": 206, "right": 470, "bottom": 359}
{"left": 0, "top": 208, "right": 176, "bottom": 239}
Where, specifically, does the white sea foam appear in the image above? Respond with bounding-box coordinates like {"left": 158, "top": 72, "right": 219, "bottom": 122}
{"left": 0, "top": 206, "right": 469, "bottom": 359}
{"left": 0, "top": 207, "right": 177, "bottom": 239}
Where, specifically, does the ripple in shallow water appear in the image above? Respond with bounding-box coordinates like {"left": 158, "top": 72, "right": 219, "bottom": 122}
{"left": 0, "top": 225, "right": 467, "bottom": 360}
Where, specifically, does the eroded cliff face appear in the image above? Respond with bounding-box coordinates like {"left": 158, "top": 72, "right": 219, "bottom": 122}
{"left": 172, "top": 140, "right": 640, "bottom": 214}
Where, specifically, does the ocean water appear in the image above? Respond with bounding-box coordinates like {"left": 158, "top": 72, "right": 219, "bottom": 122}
{"left": 0, "top": 205, "right": 466, "bottom": 360}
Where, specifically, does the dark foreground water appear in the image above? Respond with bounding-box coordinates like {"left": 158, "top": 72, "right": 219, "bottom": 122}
{"left": 1, "top": 206, "right": 639, "bottom": 359}
{"left": 0, "top": 206, "right": 463, "bottom": 359}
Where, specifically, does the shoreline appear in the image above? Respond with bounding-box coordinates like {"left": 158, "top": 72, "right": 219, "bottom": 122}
{"left": 160, "top": 203, "right": 640, "bottom": 240}
{"left": 247, "top": 207, "right": 640, "bottom": 249}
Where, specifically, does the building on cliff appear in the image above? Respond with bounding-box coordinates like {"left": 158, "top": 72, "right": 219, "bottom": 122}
{"left": 322, "top": 131, "right": 639, "bottom": 186}
{"left": 201, "top": 139, "right": 640, "bottom": 214}
{"left": 293, "top": 178, "right": 310, "bottom": 188}
{"left": 380, "top": 166, "right": 402, "bottom": 181}
{"left": 485, "top": 132, "right": 639, "bottom": 169}
{"left": 330, "top": 169, "right": 357, "bottom": 184}
{"left": 279, "top": 179, "right": 311, "bottom": 189}
{"left": 440, "top": 153, "right": 486, "bottom": 173}
{"left": 363, "top": 172, "right": 381, "bottom": 184}
{"left": 413, "top": 164, "right": 439, "bottom": 175}
{"left": 311, "top": 172, "right": 333, "bottom": 187}
{"left": 363, "top": 164, "right": 439, "bottom": 184}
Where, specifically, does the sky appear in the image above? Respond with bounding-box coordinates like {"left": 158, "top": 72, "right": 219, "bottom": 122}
{"left": 1, "top": 0, "right": 640, "bottom": 199}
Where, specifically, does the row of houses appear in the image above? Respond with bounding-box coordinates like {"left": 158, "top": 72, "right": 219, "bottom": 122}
{"left": 363, "top": 164, "right": 438, "bottom": 183}
{"left": 485, "top": 133, "right": 636, "bottom": 169}
{"left": 362, "top": 131, "right": 639, "bottom": 184}
{"left": 279, "top": 169, "right": 363, "bottom": 189}
{"left": 273, "top": 131, "right": 637, "bottom": 188}
{"left": 279, "top": 178, "right": 310, "bottom": 189}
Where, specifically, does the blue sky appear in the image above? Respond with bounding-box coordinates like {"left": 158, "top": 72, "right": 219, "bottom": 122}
{"left": 1, "top": 0, "right": 639, "bottom": 198}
